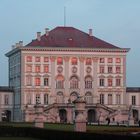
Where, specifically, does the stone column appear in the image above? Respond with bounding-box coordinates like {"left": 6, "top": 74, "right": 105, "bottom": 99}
{"left": 79, "top": 57, "right": 85, "bottom": 96}
{"left": 34, "top": 104, "right": 44, "bottom": 128}
{"left": 73, "top": 96, "right": 87, "bottom": 132}
{"left": 50, "top": 56, "right": 56, "bottom": 103}
{"left": 92, "top": 57, "right": 98, "bottom": 103}
{"left": 64, "top": 56, "right": 70, "bottom": 101}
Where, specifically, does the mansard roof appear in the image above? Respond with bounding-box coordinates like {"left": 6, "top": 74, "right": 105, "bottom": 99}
{"left": 0, "top": 86, "right": 14, "bottom": 92}
{"left": 126, "top": 87, "right": 140, "bottom": 93}
{"left": 26, "top": 26, "right": 120, "bottom": 49}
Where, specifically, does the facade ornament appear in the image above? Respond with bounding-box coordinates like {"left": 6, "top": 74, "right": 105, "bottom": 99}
{"left": 92, "top": 57, "right": 98, "bottom": 62}
{"left": 64, "top": 56, "right": 70, "bottom": 62}
{"left": 50, "top": 56, "right": 56, "bottom": 62}
{"left": 79, "top": 56, "right": 85, "bottom": 62}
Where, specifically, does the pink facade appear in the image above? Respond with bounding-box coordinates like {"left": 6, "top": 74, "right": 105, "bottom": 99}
{"left": 4, "top": 26, "right": 140, "bottom": 125}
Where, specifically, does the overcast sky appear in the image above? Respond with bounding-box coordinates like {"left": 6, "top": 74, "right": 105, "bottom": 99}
{"left": 0, "top": 0, "right": 140, "bottom": 87}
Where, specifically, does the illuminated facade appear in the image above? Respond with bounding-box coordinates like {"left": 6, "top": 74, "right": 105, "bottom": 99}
{"left": 5, "top": 26, "right": 140, "bottom": 124}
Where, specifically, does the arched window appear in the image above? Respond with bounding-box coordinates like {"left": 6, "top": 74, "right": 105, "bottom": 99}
{"left": 44, "top": 77, "right": 49, "bottom": 86}
{"left": 56, "top": 75, "right": 64, "bottom": 89}
{"left": 71, "top": 57, "right": 77, "bottom": 65}
{"left": 85, "top": 76, "right": 92, "bottom": 89}
{"left": 85, "top": 92, "right": 92, "bottom": 104}
{"left": 70, "top": 76, "right": 79, "bottom": 89}
{"left": 57, "top": 57, "right": 63, "bottom": 65}
{"left": 57, "top": 92, "right": 64, "bottom": 103}
{"left": 70, "top": 92, "right": 78, "bottom": 102}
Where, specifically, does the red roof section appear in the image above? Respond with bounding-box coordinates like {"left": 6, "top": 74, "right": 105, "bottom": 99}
{"left": 26, "top": 26, "right": 120, "bottom": 49}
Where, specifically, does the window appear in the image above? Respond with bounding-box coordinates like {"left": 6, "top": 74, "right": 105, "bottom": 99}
{"left": 100, "top": 94, "right": 104, "bottom": 104}
{"left": 116, "top": 78, "right": 121, "bottom": 86}
{"left": 108, "top": 94, "right": 112, "bottom": 105}
{"left": 35, "top": 56, "right": 40, "bottom": 62}
{"left": 4, "top": 95, "right": 9, "bottom": 105}
{"left": 108, "top": 66, "right": 113, "bottom": 73}
{"left": 108, "top": 58, "right": 113, "bottom": 63}
{"left": 116, "top": 66, "right": 121, "bottom": 73}
{"left": 36, "top": 94, "right": 40, "bottom": 104}
{"left": 116, "top": 94, "right": 121, "bottom": 104}
{"left": 85, "top": 76, "right": 92, "bottom": 89}
{"left": 57, "top": 92, "right": 64, "bottom": 103}
{"left": 44, "top": 78, "right": 49, "bottom": 86}
{"left": 26, "top": 76, "right": 32, "bottom": 86}
{"left": 27, "top": 94, "right": 31, "bottom": 104}
{"left": 116, "top": 58, "right": 121, "bottom": 63}
{"left": 26, "top": 56, "right": 32, "bottom": 62}
{"left": 71, "top": 57, "right": 77, "bottom": 65}
{"left": 44, "top": 94, "right": 48, "bottom": 104}
{"left": 99, "top": 79, "right": 104, "bottom": 86}
{"left": 100, "top": 66, "right": 104, "bottom": 73}
{"left": 35, "top": 77, "right": 41, "bottom": 86}
{"left": 108, "top": 79, "right": 113, "bottom": 86}
{"left": 26, "top": 65, "right": 32, "bottom": 72}
{"left": 56, "top": 75, "right": 64, "bottom": 89}
{"left": 44, "top": 65, "right": 49, "bottom": 73}
{"left": 86, "top": 58, "right": 92, "bottom": 65}
{"left": 35, "top": 65, "right": 40, "bottom": 73}
{"left": 70, "top": 76, "right": 79, "bottom": 89}
{"left": 85, "top": 92, "right": 92, "bottom": 104}
{"left": 57, "top": 57, "right": 63, "bottom": 65}
{"left": 132, "top": 96, "right": 136, "bottom": 105}
{"left": 100, "top": 58, "right": 104, "bottom": 63}
{"left": 44, "top": 57, "right": 49, "bottom": 62}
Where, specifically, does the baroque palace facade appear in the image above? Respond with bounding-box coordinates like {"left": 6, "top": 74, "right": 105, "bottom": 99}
{"left": 3, "top": 26, "right": 140, "bottom": 123}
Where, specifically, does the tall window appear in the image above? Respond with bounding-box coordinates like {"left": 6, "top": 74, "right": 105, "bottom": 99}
{"left": 86, "top": 58, "right": 92, "bottom": 65}
{"left": 36, "top": 94, "right": 40, "bottom": 104}
{"left": 116, "top": 66, "right": 121, "bottom": 73}
{"left": 70, "top": 76, "right": 79, "bottom": 89}
{"left": 116, "top": 94, "right": 121, "bottom": 104}
{"left": 44, "top": 57, "right": 49, "bottom": 62}
{"left": 132, "top": 96, "right": 136, "bottom": 105}
{"left": 26, "top": 56, "right": 32, "bottom": 62}
{"left": 116, "top": 78, "right": 121, "bottom": 86}
{"left": 100, "top": 66, "right": 104, "bottom": 73}
{"left": 27, "top": 94, "right": 31, "bottom": 105}
{"left": 35, "top": 77, "right": 41, "bottom": 86}
{"left": 57, "top": 92, "right": 64, "bottom": 103}
{"left": 71, "top": 57, "right": 77, "bottom": 65}
{"left": 108, "top": 58, "right": 113, "bottom": 63}
{"left": 26, "top": 76, "right": 32, "bottom": 86}
{"left": 108, "top": 79, "right": 113, "bottom": 86}
{"left": 4, "top": 95, "right": 9, "bottom": 105}
{"left": 44, "top": 65, "right": 49, "bottom": 73}
{"left": 85, "top": 76, "right": 92, "bottom": 89}
{"left": 44, "top": 78, "right": 49, "bottom": 86}
{"left": 44, "top": 94, "right": 48, "bottom": 104}
{"left": 56, "top": 75, "right": 64, "bottom": 89}
{"left": 35, "top": 65, "right": 40, "bottom": 73}
{"left": 108, "top": 66, "right": 113, "bottom": 73}
{"left": 35, "top": 56, "right": 40, "bottom": 62}
{"left": 108, "top": 94, "right": 112, "bottom": 105}
{"left": 57, "top": 57, "right": 63, "bottom": 65}
{"left": 99, "top": 79, "right": 104, "bottom": 86}
{"left": 100, "top": 94, "right": 104, "bottom": 104}
{"left": 26, "top": 65, "right": 32, "bottom": 72}
{"left": 85, "top": 92, "right": 92, "bottom": 104}
{"left": 100, "top": 58, "right": 104, "bottom": 63}
{"left": 116, "top": 58, "right": 121, "bottom": 63}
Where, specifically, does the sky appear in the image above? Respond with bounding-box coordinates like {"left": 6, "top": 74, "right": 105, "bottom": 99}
{"left": 0, "top": 0, "right": 140, "bottom": 87}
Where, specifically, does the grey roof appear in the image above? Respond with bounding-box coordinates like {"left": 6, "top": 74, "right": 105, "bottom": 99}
{"left": 0, "top": 86, "right": 14, "bottom": 92}
{"left": 126, "top": 87, "right": 140, "bottom": 93}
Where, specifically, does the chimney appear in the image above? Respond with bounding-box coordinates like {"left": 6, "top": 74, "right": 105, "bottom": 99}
{"left": 19, "top": 41, "right": 23, "bottom": 47}
{"left": 15, "top": 43, "right": 20, "bottom": 48}
{"left": 45, "top": 28, "right": 49, "bottom": 36}
{"left": 37, "top": 32, "right": 41, "bottom": 41}
{"left": 89, "top": 29, "right": 93, "bottom": 36}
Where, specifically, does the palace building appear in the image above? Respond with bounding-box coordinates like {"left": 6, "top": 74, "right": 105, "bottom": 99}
{"left": 5, "top": 26, "right": 140, "bottom": 124}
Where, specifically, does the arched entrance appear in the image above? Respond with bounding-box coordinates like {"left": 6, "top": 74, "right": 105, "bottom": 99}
{"left": 88, "top": 109, "right": 96, "bottom": 123}
{"left": 59, "top": 109, "right": 67, "bottom": 123}
{"left": 133, "top": 109, "right": 139, "bottom": 123}
{"left": 2, "top": 110, "right": 11, "bottom": 122}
